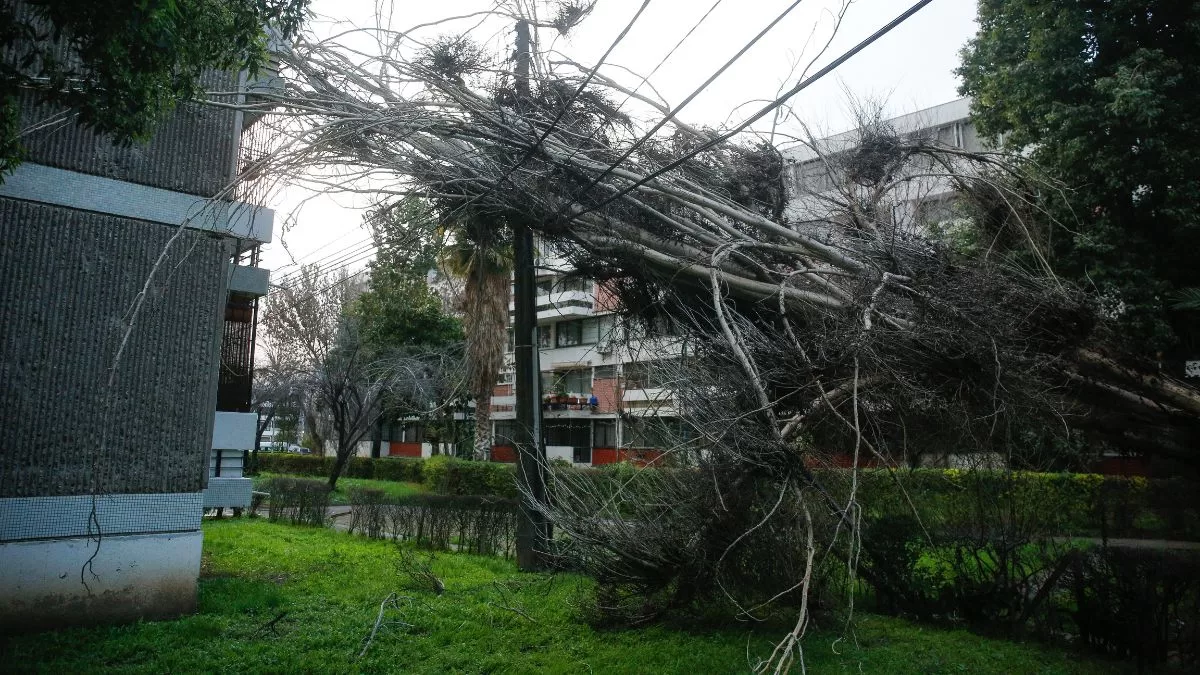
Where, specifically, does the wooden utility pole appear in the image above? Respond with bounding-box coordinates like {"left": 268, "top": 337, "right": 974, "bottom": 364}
{"left": 512, "top": 18, "right": 551, "bottom": 571}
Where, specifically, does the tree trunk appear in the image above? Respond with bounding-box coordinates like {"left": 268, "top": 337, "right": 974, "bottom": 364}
{"left": 461, "top": 250, "right": 510, "bottom": 461}
{"left": 305, "top": 407, "right": 325, "bottom": 457}
{"left": 329, "top": 445, "right": 352, "bottom": 490}
{"left": 253, "top": 407, "right": 275, "bottom": 476}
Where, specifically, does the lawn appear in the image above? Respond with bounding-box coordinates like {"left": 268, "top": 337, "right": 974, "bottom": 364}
{"left": 253, "top": 472, "right": 425, "bottom": 506}
{"left": 1, "top": 520, "right": 1129, "bottom": 674}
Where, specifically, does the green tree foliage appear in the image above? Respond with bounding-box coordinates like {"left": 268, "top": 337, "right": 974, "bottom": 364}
{"left": 0, "top": 0, "right": 310, "bottom": 174}
{"left": 354, "top": 198, "right": 462, "bottom": 353}
{"left": 958, "top": 1, "right": 1200, "bottom": 356}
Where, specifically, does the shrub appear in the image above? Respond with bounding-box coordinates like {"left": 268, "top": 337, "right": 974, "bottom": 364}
{"left": 264, "top": 477, "right": 331, "bottom": 527}
{"left": 255, "top": 454, "right": 424, "bottom": 484}
{"left": 1069, "top": 547, "right": 1200, "bottom": 669}
{"left": 830, "top": 469, "right": 1200, "bottom": 540}
{"left": 347, "top": 493, "right": 518, "bottom": 556}
{"left": 256, "top": 454, "right": 327, "bottom": 477}
{"left": 347, "top": 487, "right": 388, "bottom": 539}
{"left": 422, "top": 455, "right": 518, "bottom": 498}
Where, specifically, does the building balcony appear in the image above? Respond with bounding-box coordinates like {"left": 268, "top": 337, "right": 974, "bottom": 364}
{"left": 510, "top": 290, "right": 595, "bottom": 320}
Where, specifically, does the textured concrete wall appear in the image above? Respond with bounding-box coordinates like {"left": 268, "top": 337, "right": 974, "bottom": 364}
{"left": 0, "top": 198, "right": 229, "bottom": 498}
{"left": 0, "top": 531, "right": 201, "bottom": 632}
{"left": 15, "top": 72, "right": 239, "bottom": 197}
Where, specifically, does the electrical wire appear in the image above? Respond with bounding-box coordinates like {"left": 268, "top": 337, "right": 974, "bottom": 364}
{"left": 559, "top": 0, "right": 935, "bottom": 226}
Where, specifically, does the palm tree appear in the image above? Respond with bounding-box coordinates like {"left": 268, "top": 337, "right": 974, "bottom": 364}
{"left": 442, "top": 216, "right": 511, "bottom": 460}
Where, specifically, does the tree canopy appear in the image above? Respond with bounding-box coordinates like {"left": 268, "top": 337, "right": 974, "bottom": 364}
{"left": 958, "top": 0, "right": 1200, "bottom": 360}
{"left": 355, "top": 200, "right": 463, "bottom": 355}
{"left": 0, "top": 0, "right": 310, "bottom": 174}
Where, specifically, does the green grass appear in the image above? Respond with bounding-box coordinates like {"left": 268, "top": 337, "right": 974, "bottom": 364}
{"left": 253, "top": 472, "right": 425, "bottom": 506}
{"left": 0, "top": 520, "right": 1129, "bottom": 674}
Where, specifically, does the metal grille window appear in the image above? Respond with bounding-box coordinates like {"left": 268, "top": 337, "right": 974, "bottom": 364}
{"left": 494, "top": 421, "right": 519, "bottom": 446}
{"left": 544, "top": 420, "right": 590, "bottom": 447}
{"left": 217, "top": 293, "right": 257, "bottom": 412}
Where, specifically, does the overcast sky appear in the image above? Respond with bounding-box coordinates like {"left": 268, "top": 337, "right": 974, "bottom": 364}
{"left": 262, "top": 0, "right": 978, "bottom": 282}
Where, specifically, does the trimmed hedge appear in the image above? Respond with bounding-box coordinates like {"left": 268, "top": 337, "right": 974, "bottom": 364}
{"left": 255, "top": 454, "right": 426, "bottom": 483}
{"left": 256, "top": 456, "right": 1197, "bottom": 538}
{"left": 346, "top": 489, "right": 518, "bottom": 556}
{"left": 421, "top": 455, "right": 518, "bottom": 498}
{"left": 263, "top": 477, "right": 330, "bottom": 526}
{"left": 255, "top": 453, "right": 517, "bottom": 498}
{"left": 829, "top": 469, "right": 1200, "bottom": 540}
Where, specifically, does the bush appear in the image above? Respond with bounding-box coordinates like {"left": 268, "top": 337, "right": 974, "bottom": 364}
{"left": 845, "top": 468, "right": 1200, "bottom": 667}
{"left": 1069, "top": 547, "right": 1200, "bottom": 669}
{"left": 422, "top": 455, "right": 517, "bottom": 498}
{"left": 264, "top": 477, "right": 331, "bottom": 526}
{"left": 255, "top": 454, "right": 424, "bottom": 484}
{"left": 830, "top": 469, "right": 1200, "bottom": 540}
{"left": 347, "top": 493, "right": 518, "bottom": 556}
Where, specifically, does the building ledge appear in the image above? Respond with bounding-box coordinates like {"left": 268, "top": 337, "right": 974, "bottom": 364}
{"left": 203, "top": 478, "right": 253, "bottom": 509}
{"left": 212, "top": 411, "right": 257, "bottom": 450}
{"left": 228, "top": 265, "right": 270, "bottom": 296}
{"left": 0, "top": 163, "right": 273, "bottom": 242}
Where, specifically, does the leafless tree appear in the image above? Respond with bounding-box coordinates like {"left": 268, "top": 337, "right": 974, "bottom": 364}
{"left": 216, "top": 5, "right": 1199, "bottom": 668}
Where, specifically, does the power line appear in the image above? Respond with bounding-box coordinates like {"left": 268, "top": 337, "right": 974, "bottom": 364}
{"left": 447, "top": 0, "right": 656, "bottom": 221}
{"left": 549, "top": 0, "right": 726, "bottom": 177}
{"left": 557, "top": 0, "right": 809, "bottom": 211}
{"left": 559, "top": 0, "right": 935, "bottom": 226}
{"left": 272, "top": 227, "right": 369, "bottom": 276}
{"left": 272, "top": 237, "right": 375, "bottom": 286}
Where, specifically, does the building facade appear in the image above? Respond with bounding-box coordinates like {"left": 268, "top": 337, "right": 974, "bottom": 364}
{"left": 374, "top": 100, "right": 982, "bottom": 468}
{"left": 370, "top": 244, "right": 681, "bottom": 466}
{"left": 0, "top": 55, "right": 275, "bottom": 625}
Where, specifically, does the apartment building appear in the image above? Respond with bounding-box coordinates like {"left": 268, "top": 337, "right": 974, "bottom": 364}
{"left": 0, "top": 45, "right": 276, "bottom": 625}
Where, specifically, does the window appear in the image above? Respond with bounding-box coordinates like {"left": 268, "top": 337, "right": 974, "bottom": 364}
{"left": 496, "top": 371, "right": 513, "bottom": 385}
{"left": 544, "top": 420, "right": 590, "bottom": 447}
{"left": 593, "top": 420, "right": 617, "bottom": 447}
{"left": 545, "top": 369, "right": 591, "bottom": 396}
{"left": 494, "top": 421, "right": 519, "bottom": 446}
{"left": 573, "top": 447, "right": 592, "bottom": 464}
{"left": 536, "top": 278, "right": 554, "bottom": 295}
{"left": 506, "top": 328, "right": 514, "bottom": 352}
{"left": 538, "top": 324, "right": 552, "bottom": 348}
{"left": 556, "top": 318, "right": 606, "bottom": 347}
{"left": 556, "top": 320, "right": 582, "bottom": 347}
{"left": 400, "top": 423, "right": 425, "bottom": 443}
{"left": 559, "top": 277, "right": 591, "bottom": 293}
{"left": 623, "top": 360, "right": 676, "bottom": 389}
{"left": 623, "top": 417, "right": 678, "bottom": 449}
{"left": 593, "top": 365, "right": 617, "bottom": 380}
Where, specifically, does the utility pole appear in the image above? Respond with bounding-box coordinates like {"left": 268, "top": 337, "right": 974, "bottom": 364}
{"left": 512, "top": 18, "right": 551, "bottom": 571}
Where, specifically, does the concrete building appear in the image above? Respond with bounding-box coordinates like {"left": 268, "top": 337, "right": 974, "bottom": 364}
{"left": 371, "top": 243, "right": 681, "bottom": 466}
{"left": 783, "top": 97, "right": 981, "bottom": 228}
{"left": 372, "top": 100, "right": 982, "bottom": 467}
{"left": 0, "top": 59, "right": 275, "bottom": 625}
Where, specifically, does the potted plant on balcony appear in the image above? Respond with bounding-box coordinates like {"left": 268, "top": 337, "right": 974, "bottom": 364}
{"left": 551, "top": 379, "right": 568, "bottom": 406}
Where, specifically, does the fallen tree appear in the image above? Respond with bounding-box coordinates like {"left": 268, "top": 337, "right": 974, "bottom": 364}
{"left": 219, "top": 7, "right": 1200, "bottom": 668}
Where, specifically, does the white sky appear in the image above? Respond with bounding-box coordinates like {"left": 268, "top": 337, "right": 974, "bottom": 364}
{"left": 261, "top": 0, "right": 978, "bottom": 283}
